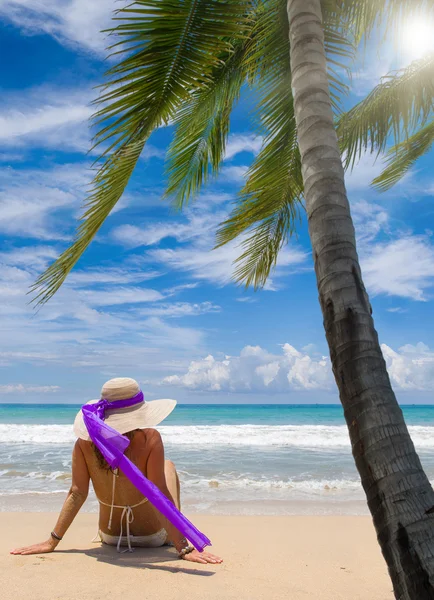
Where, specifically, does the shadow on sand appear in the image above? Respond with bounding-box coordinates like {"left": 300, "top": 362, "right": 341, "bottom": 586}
{"left": 56, "top": 545, "right": 216, "bottom": 577}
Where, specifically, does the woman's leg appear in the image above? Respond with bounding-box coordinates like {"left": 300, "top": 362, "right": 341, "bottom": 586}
{"left": 164, "top": 459, "right": 181, "bottom": 510}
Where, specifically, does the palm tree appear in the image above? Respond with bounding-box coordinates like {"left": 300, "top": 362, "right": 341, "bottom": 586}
{"left": 32, "top": 1, "right": 434, "bottom": 596}
{"left": 283, "top": 3, "right": 434, "bottom": 598}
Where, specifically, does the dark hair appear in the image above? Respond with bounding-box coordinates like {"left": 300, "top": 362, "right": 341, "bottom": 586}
{"left": 92, "top": 429, "right": 140, "bottom": 470}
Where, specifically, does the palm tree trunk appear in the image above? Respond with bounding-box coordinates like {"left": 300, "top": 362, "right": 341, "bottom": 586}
{"left": 287, "top": 1, "right": 434, "bottom": 597}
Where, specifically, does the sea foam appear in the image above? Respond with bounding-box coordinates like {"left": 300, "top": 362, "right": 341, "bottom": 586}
{"left": 1, "top": 423, "right": 434, "bottom": 450}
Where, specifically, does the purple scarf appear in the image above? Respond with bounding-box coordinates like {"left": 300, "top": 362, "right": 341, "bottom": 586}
{"left": 81, "top": 391, "right": 211, "bottom": 552}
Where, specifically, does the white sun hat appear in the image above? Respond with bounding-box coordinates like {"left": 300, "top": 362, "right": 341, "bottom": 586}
{"left": 73, "top": 377, "right": 176, "bottom": 441}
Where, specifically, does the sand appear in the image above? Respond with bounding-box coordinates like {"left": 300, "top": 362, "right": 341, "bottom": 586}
{"left": 3, "top": 513, "right": 393, "bottom": 600}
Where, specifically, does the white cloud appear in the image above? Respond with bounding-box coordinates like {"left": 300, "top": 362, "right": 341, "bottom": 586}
{"left": 0, "top": 163, "right": 91, "bottom": 239}
{"left": 111, "top": 210, "right": 225, "bottom": 248}
{"left": 0, "top": 246, "right": 59, "bottom": 270}
{"left": 344, "top": 147, "right": 433, "bottom": 197}
{"left": 345, "top": 153, "right": 385, "bottom": 191}
{"left": 220, "top": 165, "right": 249, "bottom": 182}
{"left": 164, "top": 344, "right": 332, "bottom": 392}
{"left": 0, "top": 102, "right": 90, "bottom": 148}
{"left": 0, "top": 151, "right": 26, "bottom": 162}
{"left": 382, "top": 343, "right": 434, "bottom": 391}
{"left": 350, "top": 199, "right": 434, "bottom": 301}
{"left": 140, "top": 145, "right": 166, "bottom": 161}
{"left": 164, "top": 341, "right": 434, "bottom": 393}
{"left": 0, "top": 86, "right": 94, "bottom": 152}
{"left": 0, "top": 384, "right": 60, "bottom": 394}
{"left": 225, "top": 134, "right": 262, "bottom": 160}
{"left": 195, "top": 192, "right": 233, "bottom": 206}
{"left": 362, "top": 236, "right": 434, "bottom": 301}
{"left": 140, "top": 317, "right": 205, "bottom": 349}
{"left": 352, "top": 200, "right": 389, "bottom": 245}
{"left": 0, "top": 0, "right": 122, "bottom": 53}
{"left": 164, "top": 283, "right": 199, "bottom": 295}
{"left": 138, "top": 301, "right": 220, "bottom": 318}
{"left": 78, "top": 287, "right": 163, "bottom": 307}
{"left": 151, "top": 240, "right": 306, "bottom": 287}
{"left": 69, "top": 268, "right": 161, "bottom": 287}
{"left": 0, "top": 85, "right": 167, "bottom": 160}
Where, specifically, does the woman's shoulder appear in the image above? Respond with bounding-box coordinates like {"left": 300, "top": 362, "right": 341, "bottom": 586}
{"left": 132, "top": 428, "right": 163, "bottom": 457}
{"left": 141, "top": 427, "right": 162, "bottom": 444}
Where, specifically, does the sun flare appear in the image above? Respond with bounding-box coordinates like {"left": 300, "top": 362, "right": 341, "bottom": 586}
{"left": 401, "top": 16, "right": 434, "bottom": 60}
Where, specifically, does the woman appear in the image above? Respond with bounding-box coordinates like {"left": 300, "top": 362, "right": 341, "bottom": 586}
{"left": 11, "top": 377, "right": 222, "bottom": 565}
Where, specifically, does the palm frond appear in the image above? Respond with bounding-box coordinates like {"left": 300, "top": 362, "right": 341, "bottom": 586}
{"left": 31, "top": 0, "right": 251, "bottom": 304}
{"left": 232, "top": 202, "right": 301, "bottom": 288}
{"left": 322, "top": 12, "right": 355, "bottom": 112}
{"left": 337, "top": 54, "right": 434, "bottom": 170}
{"left": 216, "top": 127, "right": 303, "bottom": 289}
{"left": 214, "top": 0, "right": 354, "bottom": 288}
{"left": 372, "top": 118, "right": 434, "bottom": 190}
{"left": 216, "top": 0, "right": 303, "bottom": 289}
{"left": 335, "top": 0, "right": 434, "bottom": 44}
{"left": 164, "top": 38, "right": 250, "bottom": 208}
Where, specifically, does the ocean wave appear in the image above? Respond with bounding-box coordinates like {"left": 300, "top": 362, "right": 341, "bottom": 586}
{"left": 186, "top": 476, "right": 363, "bottom": 493}
{"left": 0, "top": 465, "right": 362, "bottom": 492}
{"left": 0, "top": 490, "right": 67, "bottom": 496}
{"left": 0, "top": 468, "right": 71, "bottom": 480}
{"left": 0, "top": 464, "right": 363, "bottom": 493}
{"left": 0, "top": 477, "right": 363, "bottom": 495}
{"left": 2, "top": 423, "right": 434, "bottom": 450}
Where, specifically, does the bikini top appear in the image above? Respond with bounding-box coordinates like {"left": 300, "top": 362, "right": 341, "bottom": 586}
{"left": 96, "top": 468, "right": 148, "bottom": 553}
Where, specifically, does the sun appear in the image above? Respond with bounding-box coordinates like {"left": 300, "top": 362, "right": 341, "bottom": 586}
{"left": 401, "top": 16, "right": 434, "bottom": 60}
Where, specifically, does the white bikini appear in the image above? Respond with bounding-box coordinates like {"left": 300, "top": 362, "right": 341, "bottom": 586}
{"left": 94, "top": 469, "right": 168, "bottom": 553}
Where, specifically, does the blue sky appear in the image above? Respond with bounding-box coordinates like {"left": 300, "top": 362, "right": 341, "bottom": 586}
{"left": 0, "top": 1, "right": 433, "bottom": 404}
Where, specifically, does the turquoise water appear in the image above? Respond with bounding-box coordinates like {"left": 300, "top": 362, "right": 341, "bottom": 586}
{"left": 2, "top": 403, "right": 434, "bottom": 425}
{"left": 1, "top": 403, "right": 434, "bottom": 515}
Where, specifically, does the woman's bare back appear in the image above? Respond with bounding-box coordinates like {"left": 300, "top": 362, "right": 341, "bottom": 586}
{"left": 79, "top": 428, "right": 164, "bottom": 536}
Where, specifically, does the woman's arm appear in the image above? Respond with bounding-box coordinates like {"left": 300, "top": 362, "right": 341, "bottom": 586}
{"left": 11, "top": 441, "right": 90, "bottom": 555}
{"left": 146, "top": 431, "right": 222, "bottom": 564}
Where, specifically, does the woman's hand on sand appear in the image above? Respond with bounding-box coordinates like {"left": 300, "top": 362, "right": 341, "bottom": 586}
{"left": 10, "top": 539, "right": 57, "bottom": 555}
{"left": 181, "top": 549, "right": 223, "bottom": 564}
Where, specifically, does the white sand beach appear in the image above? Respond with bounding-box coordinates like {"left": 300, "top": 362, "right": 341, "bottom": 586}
{"left": 3, "top": 513, "right": 393, "bottom": 600}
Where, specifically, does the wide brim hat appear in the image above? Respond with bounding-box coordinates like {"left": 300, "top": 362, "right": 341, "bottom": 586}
{"left": 73, "top": 377, "right": 176, "bottom": 441}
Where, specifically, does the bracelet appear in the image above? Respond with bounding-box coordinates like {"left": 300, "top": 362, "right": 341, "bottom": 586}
{"left": 178, "top": 545, "right": 194, "bottom": 559}
{"left": 50, "top": 531, "right": 62, "bottom": 541}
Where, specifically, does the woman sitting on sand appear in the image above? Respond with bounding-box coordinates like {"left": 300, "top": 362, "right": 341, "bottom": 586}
{"left": 11, "top": 378, "right": 222, "bottom": 565}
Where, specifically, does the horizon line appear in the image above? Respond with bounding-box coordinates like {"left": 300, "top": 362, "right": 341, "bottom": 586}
{"left": 0, "top": 402, "right": 432, "bottom": 407}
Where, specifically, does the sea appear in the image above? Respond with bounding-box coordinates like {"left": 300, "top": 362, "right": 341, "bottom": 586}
{"left": 1, "top": 403, "right": 434, "bottom": 515}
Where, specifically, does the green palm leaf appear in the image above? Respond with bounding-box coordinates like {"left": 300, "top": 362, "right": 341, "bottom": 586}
{"left": 338, "top": 0, "right": 434, "bottom": 43}
{"left": 215, "top": 0, "right": 352, "bottom": 288}
{"left": 372, "top": 118, "right": 434, "bottom": 190}
{"left": 165, "top": 0, "right": 353, "bottom": 212}
{"left": 232, "top": 200, "right": 301, "bottom": 289}
{"left": 164, "top": 39, "right": 250, "bottom": 208}
{"left": 216, "top": 0, "right": 302, "bottom": 288}
{"left": 337, "top": 54, "right": 434, "bottom": 170}
{"left": 31, "top": 0, "right": 251, "bottom": 305}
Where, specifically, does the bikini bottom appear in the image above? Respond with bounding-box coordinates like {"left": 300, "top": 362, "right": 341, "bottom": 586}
{"left": 98, "top": 528, "right": 168, "bottom": 550}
